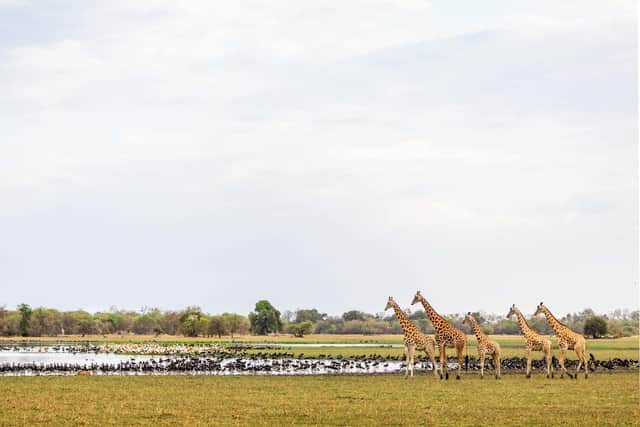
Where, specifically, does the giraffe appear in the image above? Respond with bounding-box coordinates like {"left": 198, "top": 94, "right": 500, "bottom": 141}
{"left": 506, "top": 304, "right": 553, "bottom": 378}
{"left": 534, "top": 302, "right": 588, "bottom": 379}
{"left": 463, "top": 312, "right": 501, "bottom": 379}
{"left": 384, "top": 296, "right": 438, "bottom": 378}
{"left": 411, "top": 291, "right": 467, "bottom": 380}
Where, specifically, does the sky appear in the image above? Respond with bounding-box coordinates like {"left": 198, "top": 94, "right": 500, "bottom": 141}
{"left": 0, "top": 1, "right": 637, "bottom": 317}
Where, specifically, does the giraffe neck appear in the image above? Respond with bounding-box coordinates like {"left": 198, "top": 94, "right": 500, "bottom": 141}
{"left": 541, "top": 307, "right": 567, "bottom": 335}
{"left": 418, "top": 297, "right": 446, "bottom": 333}
{"left": 391, "top": 303, "right": 417, "bottom": 335}
{"left": 514, "top": 309, "right": 535, "bottom": 335}
{"left": 468, "top": 317, "right": 486, "bottom": 341}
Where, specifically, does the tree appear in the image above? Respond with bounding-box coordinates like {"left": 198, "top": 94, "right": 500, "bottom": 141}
{"left": 29, "top": 308, "right": 62, "bottom": 336}
{"left": 407, "top": 310, "right": 427, "bottom": 320}
{"left": 342, "top": 310, "right": 367, "bottom": 321}
{"left": 179, "top": 306, "right": 206, "bottom": 337}
{"left": 222, "top": 313, "right": 249, "bottom": 338}
{"left": 294, "top": 309, "right": 326, "bottom": 323}
{"left": 18, "top": 304, "right": 32, "bottom": 337}
{"left": 132, "top": 314, "right": 158, "bottom": 335}
{"left": 248, "top": 300, "right": 282, "bottom": 335}
{"left": 583, "top": 316, "right": 608, "bottom": 338}
{"left": 158, "top": 311, "right": 181, "bottom": 335}
{"left": 208, "top": 316, "right": 227, "bottom": 338}
{"left": 286, "top": 321, "right": 313, "bottom": 337}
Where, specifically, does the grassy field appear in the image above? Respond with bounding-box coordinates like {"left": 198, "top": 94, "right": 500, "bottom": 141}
{"left": 4, "top": 334, "right": 636, "bottom": 360}
{"left": 0, "top": 373, "right": 637, "bottom": 426}
{"left": 243, "top": 335, "right": 639, "bottom": 360}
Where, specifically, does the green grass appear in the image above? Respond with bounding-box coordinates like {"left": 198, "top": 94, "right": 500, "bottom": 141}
{"left": 2, "top": 334, "right": 637, "bottom": 360}
{"left": 0, "top": 373, "right": 637, "bottom": 425}
{"left": 244, "top": 335, "right": 639, "bottom": 361}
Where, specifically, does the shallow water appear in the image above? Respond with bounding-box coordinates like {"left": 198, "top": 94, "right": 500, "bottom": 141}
{"left": 0, "top": 345, "right": 451, "bottom": 376}
{"left": 0, "top": 350, "right": 156, "bottom": 365}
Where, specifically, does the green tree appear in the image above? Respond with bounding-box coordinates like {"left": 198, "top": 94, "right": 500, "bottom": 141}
{"left": 407, "top": 310, "right": 427, "bottom": 320}
{"left": 583, "top": 316, "right": 608, "bottom": 338}
{"left": 342, "top": 310, "right": 367, "bottom": 321}
{"left": 179, "top": 306, "right": 206, "bottom": 337}
{"left": 286, "top": 321, "right": 313, "bottom": 337}
{"left": 248, "top": 300, "right": 282, "bottom": 335}
{"left": 18, "top": 304, "right": 32, "bottom": 337}
{"left": 294, "top": 309, "right": 326, "bottom": 323}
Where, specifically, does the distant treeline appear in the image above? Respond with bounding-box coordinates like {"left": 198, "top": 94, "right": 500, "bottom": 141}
{"left": 0, "top": 302, "right": 637, "bottom": 338}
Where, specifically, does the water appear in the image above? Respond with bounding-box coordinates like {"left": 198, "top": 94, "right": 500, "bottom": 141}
{"left": 0, "top": 345, "right": 454, "bottom": 376}
{"left": 0, "top": 350, "right": 156, "bottom": 365}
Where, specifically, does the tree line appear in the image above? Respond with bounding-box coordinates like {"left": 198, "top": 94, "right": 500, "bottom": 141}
{"left": 0, "top": 301, "right": 636, "bottom": 338}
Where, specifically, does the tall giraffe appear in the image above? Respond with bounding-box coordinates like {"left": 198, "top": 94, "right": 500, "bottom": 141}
{"left": 463, "top": 312, "right": 501, "bottom": 379}
{"left": 385, "top": 296, "right": 438, "bottom": 378}
{"left": 411, "top": 291, "right": 467, "bottom": 380}
{"left": 534, "top": 302, "right": 588, "bottom": 379}
{"left": 507, "top": 304, "right": 553, "bottom": 378}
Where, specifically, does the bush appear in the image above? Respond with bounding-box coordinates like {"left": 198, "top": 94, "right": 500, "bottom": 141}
{"left": 583, "top": 316, "right": 608, "bottom": 338}
{"left": 286, "top": 321, "right": 313, "bottom": 337}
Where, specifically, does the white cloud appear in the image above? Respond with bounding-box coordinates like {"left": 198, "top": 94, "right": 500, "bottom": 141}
{"left": 0, "top": 0, "right": 636, "bottom": 315}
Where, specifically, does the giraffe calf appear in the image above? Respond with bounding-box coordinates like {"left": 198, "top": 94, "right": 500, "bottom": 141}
{"left": 463, "top": 312, "right": 501, "bottom": 379}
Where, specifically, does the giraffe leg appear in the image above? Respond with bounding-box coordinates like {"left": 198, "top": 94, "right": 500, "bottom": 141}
{"left": 456, "top": 344, "right": 463, "bottom": 380}
{"left": 545, "top": 346, "right": 553, "bottom": 379}
{"left": 427, "top": 347, "right": 438, "bottom": 378}
{"left": 440, "top": 346, "right": 448, "bottom": 380}
{"left": 493, "top": 352, "right": 501, "bottom": 379}
{"left": 526, "top": 348, "right": 532, "bottom": 379}
{"left": 404, "top": 345, "right": 410, "bottom": 379}
{"left": 575, "top": 343, "right": 588, "bottom": 380}
{"left": 409, "top": 345, "right": 416, "bottom": 378}
{"left": 574, "top": 349, "right": 582, "bottom": 381}
{"left": 559, "top": 347, "right": 570, "bottom": 379}
{"left": 582, "top": 345, "right": 588, "bottom": 379}
{"left": 479, "top": 351, "right": 485, "bottom": 379}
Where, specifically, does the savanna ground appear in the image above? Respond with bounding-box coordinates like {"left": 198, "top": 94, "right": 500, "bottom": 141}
{"left": 0, "top": 373, "right": 638, "bottom": 426}
{"left": 1, "top": 335, "right": 637, "bottom": 425}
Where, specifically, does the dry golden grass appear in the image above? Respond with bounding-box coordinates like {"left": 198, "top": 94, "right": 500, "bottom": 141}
{"left": 0, "top": 373, "right": 637, "bottom": 426}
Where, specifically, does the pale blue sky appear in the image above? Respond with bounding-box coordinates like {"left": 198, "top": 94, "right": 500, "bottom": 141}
{"left": 0, "top": 1, "right": 637, "bottom": 316}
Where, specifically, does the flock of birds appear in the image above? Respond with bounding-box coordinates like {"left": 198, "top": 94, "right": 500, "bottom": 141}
{"left": 0, "top": 351, "right": 634, "bottom": 377}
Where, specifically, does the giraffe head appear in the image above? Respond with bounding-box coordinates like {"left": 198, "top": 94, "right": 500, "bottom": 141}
{"left": 384, "top": 296, "right": 396, "bottom": 311}
{"left": 411, "top": 290, "right": 422, "bottom": 306}
{"left": 506, "top": 304, "right": 517, "bottom": 318}
{"left": 534, "top": 302, "right": 545, "bottom": 316}
{"left": 462, "top": 311, "right": 473, "bottom": 325}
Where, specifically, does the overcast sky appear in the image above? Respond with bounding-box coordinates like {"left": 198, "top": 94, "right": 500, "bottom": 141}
{"left": 0, "top": 1, "right": 637, "bottom": 317}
